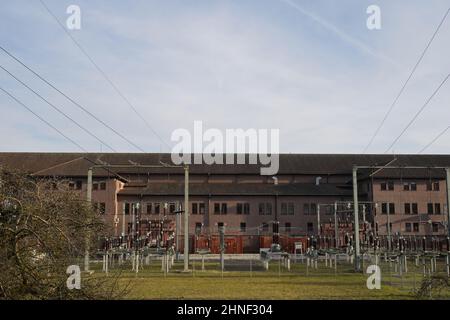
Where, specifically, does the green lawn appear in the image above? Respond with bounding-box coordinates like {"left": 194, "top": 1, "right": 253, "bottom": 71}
{"left": 91, "top": 259, "right": 450, "bottom": 299}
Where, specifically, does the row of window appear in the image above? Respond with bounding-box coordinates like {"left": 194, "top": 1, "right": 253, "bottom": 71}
{"left": 380, "top": 202, "right": 443, "bottom": 215}
{"left": 380, "top": 181, "right": 440, "bottom": 191}
{"left": 67, "top": 180, "right": 107, "bottom": 191}
{"left": 387, "top": 222, "right": 441, "bottom": 233}
{"left": 195, "top": 222, "right": 314, "bottom": 233}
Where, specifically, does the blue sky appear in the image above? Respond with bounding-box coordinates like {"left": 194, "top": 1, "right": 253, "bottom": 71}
{"left": 0, "top": 0, "right": 449, "bottom": 154}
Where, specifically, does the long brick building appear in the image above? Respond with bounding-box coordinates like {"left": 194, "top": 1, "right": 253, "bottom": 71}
{"left": 1, "top": 153, "right": 449, "bottom": 253}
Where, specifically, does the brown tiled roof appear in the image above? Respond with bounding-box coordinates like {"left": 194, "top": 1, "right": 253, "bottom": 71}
{"left": 0, "top": 152, "right": 449, "bottom": 178}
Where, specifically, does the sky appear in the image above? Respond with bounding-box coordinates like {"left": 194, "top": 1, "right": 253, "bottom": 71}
{"left": 0, "top": 0, "right": 449, "bottom": 154}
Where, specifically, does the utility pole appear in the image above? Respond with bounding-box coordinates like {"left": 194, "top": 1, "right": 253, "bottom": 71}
{"left": 334, "top": 201, "right": 338, "bottom": 248}
{"left": 184, "top": 165, "right": 189, "bottom": 272}
{"left": 387, "top": 204, "right": 392, "bottom": 252}
{"left": 446, "top": 168, "right": 450, "bottom": 237}
{"left": 317, "top": 204, "right": 321, "bottom": 237}
{"left": 85, "top": 168, "right": 93, "bottom": 272}
{"left": 352, "top": 167, "right": 361, "bottom": 272}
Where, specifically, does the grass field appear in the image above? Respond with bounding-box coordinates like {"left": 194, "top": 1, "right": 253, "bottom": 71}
{"left": 91, "top": 258, "right": 450, "bottom": 299}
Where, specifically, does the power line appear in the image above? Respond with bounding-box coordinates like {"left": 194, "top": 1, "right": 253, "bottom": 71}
{"left": 384, "top": 72, "right": 450, "bottom": 153}
{"left": 363, "top": 7, "right": 450, "bottom": 153}
{"left": 418, "top": 125, "right": 450, "bottom": 154}
{"left": 39, "top": 0, "right": 171, "bottom": 151}
{"left": 0, "top": 64, "right": 117, "bottom": 152}
{"left": 0, "top": 45, "right": 146, "bottom": 152}
{"left": 0, "top": 86, "right": 87, "bottom": 152}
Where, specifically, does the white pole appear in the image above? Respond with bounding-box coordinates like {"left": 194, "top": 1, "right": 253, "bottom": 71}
{"left": 352, "top": 167, "right": 361, "bottom": 272}
{"left": 84, "top": 168, "right": 92, "bottom": 272}
{"left": 184, "top": 165, "right": 189, "bottom": 272}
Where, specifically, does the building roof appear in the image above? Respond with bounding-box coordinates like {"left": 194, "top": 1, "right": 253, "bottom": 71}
{"left": 0, "top": 152, "right": 449, "bottom": 178}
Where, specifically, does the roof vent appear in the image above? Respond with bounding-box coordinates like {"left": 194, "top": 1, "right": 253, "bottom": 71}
{"left": 315, "top": 176, "right": 322, "bottom": 186}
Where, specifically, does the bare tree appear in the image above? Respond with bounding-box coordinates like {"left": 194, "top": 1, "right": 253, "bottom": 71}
{"left": 0, "top": 168, "right": 128, "bottom": 299}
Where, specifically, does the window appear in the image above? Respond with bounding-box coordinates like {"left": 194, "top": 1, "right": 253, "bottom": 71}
{"left": 405, "top": 223, "right": 412, "bottom": 232}
{"left": 285, "top": 222, "right": 291, "bottom": 233}
{"left": 307, "top": 222, "right": 314, "bottom": 233}
{"left": 93, "top": 183, "right": 98, "bottom": 191}
{"left": 237, "top": 203, "right": 243, "bottom": 215}
{"left": 100, "top": 182, "right": 106, "bottom": 190}
{"left": 325, "top": 205, "right": 332, "bottom": 215}
{"left": 311, "top": 203, "right": 317, "bottom": 215}
{"left": 413, "top": 223, "right": 419, "bottom": 232}
{"left": 199, "top": 203, "right": 205, "bottom": 214}
{"left": 303, "top": 203, "right": 310, "bottom": 215}
{"left": 192, "top": 203, "right": 198, "bottom": 215}
{"left": 99, "top": 203, "right": 106, "bottom": 215}
{"left": 262, "top": 222, "right": 269, "bottom": 232}
{"left": 195, "top": 223, "right": 202, "bottom": 235}
{"left": 240, "top": 222, "right": 246, "bottom": 232}
{"left": 146, "top": 203, "right": 152, "bottom": 214}
{"left": 75, "top": 180, "right": 82, "bottom": 190}
{"left": 281, "top": 203, "right": 287, "bottom": 215}
{"left": 381, "top": 203, "right": 388, "bottom": 214}
{"left": 259, "top": 203, "right": 264, "bottom": 215}
{"left": 288, "top": 203, "right": 294, "bottom": 215}
{"left": 404, "top": 203, "right": 411, "bottom": 215}
{"left": 169, "top": 203, "right": 176, "bottom": 214}
{"left": 266, "top": 203, "right": 272, "bottom": 215}
{"left": 435, "top": 203, "right": 441, "bottom": 215}
{"left": 214, "top": 203, "right": 220, "bottom": 215}
{"left": 154, "top": 203, "right": 160, "bottom": 214}
{"left": 426, "top": 182, "right": 432, "bottom": 191}
{"left": 412, "top": 203, "right": 418, "bottom": 214}
{"left": 381, "top": 182, "right": 387, "bottom": 191}
{"left": 403, "top": 183, "right": 409, "bottom": 191}
{"left": 432, "top": 223, "right": 439, "bottom": 233}
{"left": 411, "top": 182, "right": 417, "bottom": 191}
{"left": 389, "top": 203, "right": 395, "bottom": 214}
{"left": 428, "top": 181, "right": 440, "bottom": 191}
{"left": 388, "top": 181, "right": 394, "bottom": 191}
{"left": 244, "top": 203, "right": 250, "bottom": 215}
{"left": 221, "top": 203, "right": 227, "bottom": 215}
{"left": 427, "top": 203, "right": 434, "bottom": 215}
{"left": 124, "top": 203, "right": 130, "bottom": 215}
{"left": 433, "top": 182, "right": 440, "bottom": 191}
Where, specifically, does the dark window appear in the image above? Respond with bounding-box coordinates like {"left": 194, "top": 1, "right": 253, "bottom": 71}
{"left": 303, "top": 203, "right": 310, "bottom": 215}
{"left": 389, "top": 203, "right": 395, "bottom": 214}
{"left": 433, "top": 182, "right": 440, "bottom": 191}
{"left": 404, "top": 203, "right": 411, "bottom": 215}
{"left": 388, "top": 181, "right": 394, "bottom": 191}
{"left": 221, "top": 203, "right": 227, "bottom": 215}
{"left": 240, "top": 222, "right": 246, "bottom": 232}
{"left": 411, "top": 182, "right": 417, "bottom": 191}
{"left": 285, "top": 222, "right": 291, "bottom": 233}
{"left": 405, "top": 223, "right": 411, "bottom": 232}
{"left": 214, "top": 203, "right": 220, "bottom": 214}
{"left": 259, "top": 203, "right": 264, "bottom": 215}
{"left": 124, "top": 203, "right": 130, "bottom": 215}
{"left": 192, "top": 203, "right": 198, "bottom": 215}
{"left": 100, "top": 182, "right": 106, "bottom": 190}
{"left": 403, "top": 183, "right": 409, "bottom": 191}
{"left": 427, "top": 203, "right": 434, "bottom": 215}
{"left": 154, "top": 203, "right": 160, "bottom": 214}
{"left": 381, "top": 182, "right": 387, "bottom": 191}
{"left": 266, "top": 203, "right": 272, "bottom": 215}
{"left": 75, "top": 180, "right": 82, "bottom": 190}
{"left": 281, "top": 203, "right": 287, "bottom": 215}
{"left": 237, "top": 203, "right": 243, "bottom": 215}
{"left": 195, "top": 223, "right": 202, "bottom": 235}
{"left": 68, "top": 182, "right": 75, "bottom": 189}
{"left": 413, "top": 223, "right": 419, "bottom": 232}
{"left": 288, "top": 203, "right": 294, "bottom": 215}
{"left": 432, "top": 223, "right": 439, "bottom": 233}
{"left": 199, "top": 203, "right": 205, "bottom": 214}
{"left": 99, "top": 203, "right": 106, "bottom": 215}
{"left": 307, "top": 222, "right": 314, "bottom": 233}
{"left": 311, "top": 203, "right": 317, "bottom": 215}
{"left": 412, "top": 203, "right": 418, "bottom": 214}
{"left": 93, "top": 183, "right": 98, "bottom": 191}
{"left": 244, "top": 203, "right": 250, "bottom": 215}
{"left": 435, "top": 203, "right": 441, "bottom": 215}
{"left": 381, "top": 203, "right": 388, "bottom": 214}
{"left": 146, "top": 203, "right": 152, "bottom": 214}
{"left": 426, "top": 181, "right": 432, "bottom": 191}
